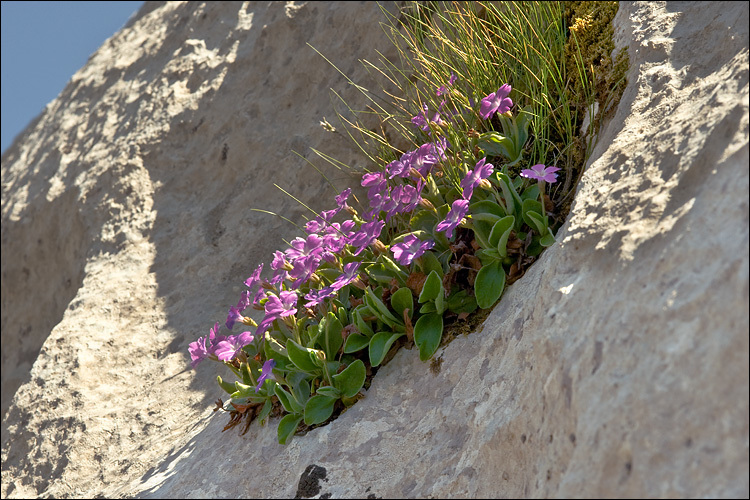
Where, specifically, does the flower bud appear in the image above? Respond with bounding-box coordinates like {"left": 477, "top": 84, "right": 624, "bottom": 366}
{"left": 308, "top": 273, "right": 322, "bottom": 285}
{"left": 242, "top": 317, "right": 258, "bottom": 327}
{"left": 479, "top": 178, "right": 493, "bottom": 191}
{"left": 371, "top": 239, "right": 388, "bottom": 255}
{"left": 419, "top": 198, "right": 437, "bottom": 213}
{"left": 409, "top": 167, "right": 426, "bottom": 182}
{"left": 351, "top": 276, "right": 367, "bottom": 290}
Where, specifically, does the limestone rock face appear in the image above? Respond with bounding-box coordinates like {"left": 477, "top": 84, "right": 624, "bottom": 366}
{"left": 1, "top": 1, "right": 748, "bottom": 498}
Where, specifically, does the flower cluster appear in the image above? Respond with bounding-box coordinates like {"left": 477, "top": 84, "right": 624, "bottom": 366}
{"left": 190, "top": 74, "right": 561, "bottom": 444}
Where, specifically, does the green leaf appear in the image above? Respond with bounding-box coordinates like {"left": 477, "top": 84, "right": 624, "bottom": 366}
{"left": 332, "top": 359, "right": 366, "bottom": 398}
{"left": 303, "top": 394, "right": 337, "bottom": 426}
{"left": 447, "top": 289, "right": 478, "bottom": 314}
{"left": 364, "top": 287, "right": 401, "bottom": 327}
{"left": 414, "top": 313, "right": 443, "bottom": 361}
{"left": 522, "top": 199, "right": 547, "bottom": 232}
{"left": 275, "top": 385, "right": 303, "bottom": 414}
{"left": 524, "top": 209, "right": 548, "bottom": 235}
{"left": 419, "top": 270, "right": 442, "bottom": 303}
{"left": 289, "top": 372, "right": 311, "bottom": 409}
{"left": 234, "top": 380, "right": 256, "bottom": 398}
{"left": 497, "top": 172, "right": 523, "bottom": 226}
{"left": 241, "top": 361, "right": 256, "bottom": 386}
{"left": 390, "top": 287, "right": 414, "bottom": 319}
{"left": 540, "top": 228, "right": 556, "bottom": 247}
{"left": 316, "top": 386, "right": 341, "bottom": 398}
{"left": 344, "top": 332, "right": 370, "bottom": 353}
{"left": 286, "top": 340, "right": 323, "bottom": 375}
{"left": 489, "top": 215, "right": 515, "bottom": 257}
{"left": 475, "top": 260, "right": 506, "bottom": 309}
{"left": 470, "top": 212, "right": 502, "bottom": 250}
{"left": 256, "top": 399, "right": 273, "bottom": 425}
{"left": 353, "top": 307, "right": 374, "bottom": 337}
{"left": 365, "top": 262, "right": 398, "bottom": 284}
{"left": 476, "top": 248, "right": 502, "bottom": 264}
{"left": 368, "top": 332, "right": 405, "bottom": 367}
{"left": 469, "top": 199, "right": 506, "bottom": 218}
{"left": 419, "top": 302, "right": 437, "bottom": 314}
{"left": 478, "top": 131, "right": 515, "bottom": 159}
{"left": 410, "top": 209, "right": 438, "bottom": 233}
{"left": 419, "top": 249, "right": 444, "bottom": 278}
{"left": 277, "top": 414, "right": 303, "bottom": 445}
{"left": 521, "top": 184, "right": 540, "bottom": 202}
{"left": 217, "top": 375, "right": 237, "bottom": 394}
{"left": 321, "top": 312, "right": 344, "bottom": 361}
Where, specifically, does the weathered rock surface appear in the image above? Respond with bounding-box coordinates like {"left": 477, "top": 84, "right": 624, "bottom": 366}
{"left": 1, "top": 1, "right": 748, "bottom": 498}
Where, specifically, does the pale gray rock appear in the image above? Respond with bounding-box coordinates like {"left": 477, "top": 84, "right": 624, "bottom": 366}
{"left": 1, "top": 1, "right": 748, "bottom": 498}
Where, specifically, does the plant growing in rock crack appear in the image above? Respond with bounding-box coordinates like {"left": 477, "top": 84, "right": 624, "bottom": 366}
{"left": 189, "top": 1, "right": 625, "bottom": 444}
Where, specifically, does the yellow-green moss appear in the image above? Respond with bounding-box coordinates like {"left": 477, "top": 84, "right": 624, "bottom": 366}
{"left": 551, "top": 1, "right": 628, "bottom": 213}
{"left": 564, "top": 1, "right": 629, "bottom": 137}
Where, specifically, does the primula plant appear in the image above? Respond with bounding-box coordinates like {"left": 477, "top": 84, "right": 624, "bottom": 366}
{"left": 189, "top": 1, "right": 622, "bottom": 443}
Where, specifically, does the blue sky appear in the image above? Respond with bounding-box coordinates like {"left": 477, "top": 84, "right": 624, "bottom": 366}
{"left": 1, "top": 1, "right": 144, "bottom": 154}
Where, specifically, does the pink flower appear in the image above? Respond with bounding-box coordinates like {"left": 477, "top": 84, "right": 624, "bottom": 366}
{"left": 480, "top": 84, "right": 513, "bottom": 119}
{"left": 520, "top": 164, "right": 561, "bottom": 183}
{"left": 255, "top": 359, "right": 277, "bottom": 392}
{"left": 212, "top": 331, "right": 254, "bottom": 362}
{"left": 330, "top": 261, "right": 362, "bottom": 291}
{"left": 436, "top": 199, "right": 470, "bottom": 238}
{"left": 265, "top": 290, "right": 299, "bottom": 318}
{"left": 391, "top": 234, "right": 435, "bottom": 266}
{"left": 188, "top": 322, "right": 224, "bottom": 368}
{"left": 460, "top": 157, "right": 494, "bottom": 200}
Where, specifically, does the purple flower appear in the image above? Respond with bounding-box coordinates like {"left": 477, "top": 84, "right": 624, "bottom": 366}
{"left": 431, "top": 137, "right": 450, "bottom": 160}
{"left": 411, "top": 103, "right": 445, "bottom": 131}
{"left": 244, "top": 263, "right": 264, "bottom": 290}
{"left": 348, "top": 219, "right": 385, "bottom": 255}
{"left": 436, "top": 199, "right": 470, "bottom": 238}
{"left": 188, "top": 335, "right": 210, "bottom": 368}
{"left": 330, "top": 261, "right": 362, "bottom": 291}
{"left": 436, "top": 73, "right": 457, "bottom": 96}
{"left": 480, "top": 84, "right": 513, "bottom": 120}
{"left": 335, "top": 188, "right": 352, "bottom": 210}
{"left": 304, "top": 286, "right": 336, "bottom": 308}
{"left": 212, "top": 331, "right": 254, "bottom": 362}
{"left": 288, "top": 254, "right": 322, "bottom": 288}
{"left": 322, "top": 221, "right": 356, "bottom": 254}
{"left": 306, "top": 210, "right": 339, "bottom": 234}
{"left": 460, "top": 157, "right": 495, "bottom": 200}
{"left": 391, "top": 234, "right": 435, "bottom": 266}
{"left": 397, "top": 180, "right": 425, "bottom": 214}
{"left": 225, "top": 305, "right": 244, "bottom": 330}
{"left": 386, "top": 159, "right": 409, "bottom": 179}
{"left": 188, "top": 322, "right": 222, "bottom": 368}
{"left": 377, "top": 187, "right": 400, "bottom": 220}
{"left": 520, "top": 164, "right": 561, "bottom": 183}
{"left": 361, "top": 172, "right": 387, "bottom": 199}
{"left": 236, "top": 290, "right": 251, "bottom": 312}
{"left": 255, "top": 359, "right": 277, "bottom": 392}
{"left": 285, "top": 234, "right": 324, "bottom": 261}
{"left": 409, "top": 143, "right": 439, "bottom": 178}
{"left": 264, "top": 290, "right": 298, "bottom": 318}
{"left": 411, "top": 105, "right": 429, "bottom": 130}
